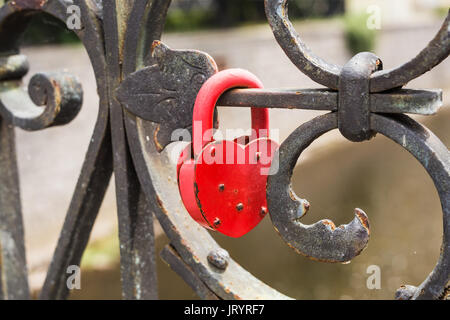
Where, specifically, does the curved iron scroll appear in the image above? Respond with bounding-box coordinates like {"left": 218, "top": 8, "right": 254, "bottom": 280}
{"left": 265, "top": 0, "right": 450, "bottom": 92}
{"left": 0, "top": 0, "right": 448, "bottom": 300}
{"left": 267, "top": 112, "right": 449, "bottom": 299}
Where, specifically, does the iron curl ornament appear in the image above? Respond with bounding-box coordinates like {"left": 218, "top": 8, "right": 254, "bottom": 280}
{"left": 0, "top": 0, "right": 447, "bottom": 300}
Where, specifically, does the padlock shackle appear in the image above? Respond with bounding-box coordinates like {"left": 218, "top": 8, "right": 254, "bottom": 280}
{"left": 192, "top": 68, "right": 269, "bottom": 158}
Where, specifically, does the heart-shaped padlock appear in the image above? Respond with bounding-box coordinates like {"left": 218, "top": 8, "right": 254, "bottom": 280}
{"left": 177, "top": 69, "right": 278, "bottom": 238}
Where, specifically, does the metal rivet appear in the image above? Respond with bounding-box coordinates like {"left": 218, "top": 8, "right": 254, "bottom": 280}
{"left": 210, "top": 147, "right": 216, "bottom": 157}
{"left": 207, "top": 248, "right": 230, "bottom": 270}
{"left": 236, "top": 203, "right": 244, "bottom": 211}
{"left": 218, "top": 184, "right": 225, "bottom": 192}
{"left": 255, "top": 152, "right": 262, "bottom": 161}
{"left": 261, "top": 206, "right": 268, "bottom": 216}
{"left": 213, "top": 218, "right": 221, "bottom": 227}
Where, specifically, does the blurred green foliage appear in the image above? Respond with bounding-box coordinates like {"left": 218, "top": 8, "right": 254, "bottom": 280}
{"left": 81, "top": 233, "right": 120, "bottom": 270}
{"left": 22, "top": 13, "right": 79, "bottom": 46}
{"left": 14, "top": 0, "right": 344, "bottom": 44}
{"left": 0, "top": 0, "right": 78, "bottom": 45}
{"left": 344, "top": 13, "right": 377, "bottom": 55}
{"left": 166, "top": 0, "right": 344, "bottom": 31}
{"left": 434, "top": 6, "right": 449, "bottom": 18}
{"left": 165, "top": 8, "right": 212, "bottom": 32}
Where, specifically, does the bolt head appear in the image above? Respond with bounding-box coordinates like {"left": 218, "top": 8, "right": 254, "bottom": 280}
{"left": 207, "top": 248, "right": 230, "bottom": 270}
{"left": 260, "top": 206, "right": 268, "bottom": 216}
{"left": 213, "top": 217, "right": 221, "bottom": 227}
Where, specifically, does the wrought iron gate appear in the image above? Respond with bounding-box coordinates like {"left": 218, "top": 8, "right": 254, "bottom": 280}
{"left": 0, "top": 0, "right": 448, "bottom": 300}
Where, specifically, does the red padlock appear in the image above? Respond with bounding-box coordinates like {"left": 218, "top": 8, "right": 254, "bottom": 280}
{"left": 177, "top": 69, "right": 278, "bottom": 238}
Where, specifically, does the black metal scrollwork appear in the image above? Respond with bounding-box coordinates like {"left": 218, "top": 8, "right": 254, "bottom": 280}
{"left": 265, "top": 0, "right": 449, "bottom": 300}
{"left": 0, "top": 0, "right": 448, "bottom": 300}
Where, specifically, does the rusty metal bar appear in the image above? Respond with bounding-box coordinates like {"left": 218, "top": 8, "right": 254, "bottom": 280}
{"left": 218, "top": 88, "right": 337, "bottom": 110}
{"left": 39, "top": 118, "right": 113, "bottom": 300}
{"left": 104, "top": 0, "right": 159, "bottom": 300}
{"left": 0, "top": 116, "right": 29, "bottom": 300}
{"left": 38, "top": 0, "right": 114, "bottom": 301}
{"left": 217, "top": 88, "right": 442, "bottom": 115}
{"left": 265, "top": 0, "right": 450, "bottom": 92}
{"left": 160, "top": 245, "right": 220, "bottom": 300}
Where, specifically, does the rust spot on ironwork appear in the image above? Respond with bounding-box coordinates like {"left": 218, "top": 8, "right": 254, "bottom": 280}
{"left": 222, "top": 286, "right": 242, "bottom": 300}
{"left": 51, "top": 79, "right": 62, "bottom": 113}
{"left": 233, "top": 293, "right": 242, "bottom": 300}
{"left": 288, "top": 189, "right": 297, "bottom": 201}
{"left": 11, "top": 0, "right": 47, "bottom": 10}
{"left": 355, "top": 208, "right": 370, "bottom": 234}
{"left": 153, "top": 125, "right": 164, "bottom": 152}
{"left": 375, "top": 59, "right": 383, "bottom": 71}
{"left": 0, "top": 55, "right": 29, "bottom": 81}
{"left": 192, "top": 254, "right": 201, "bottom": 264}
{"left": 303, "top": 201, "right": 310, "bottom": 211}
{"left": 322, "top": 219, "right": 336, "bottom": 231}
{"left": 438, "top": 285, "right": 450, "bottom": 300}
{"left": 151, "top": 40, "right": 162, "bottom": 53}
{"left": 179, "top": 238, "right": 190, "bottom": 250}
{"left": 273, "top": 225, "right": 280, "bottom": 235}
{"left": 206, "top": 54, "right": 219, "bottom": 72}
{"left": 155, "top": 195, "right": 169, "bottom": 217}
{"left": 280, "top": 2, "right": 287, "bottom": 17}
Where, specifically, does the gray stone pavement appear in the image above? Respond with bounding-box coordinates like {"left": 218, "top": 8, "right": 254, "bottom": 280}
{"left": 17, "top": 19, "right": 450, "bottom": 288}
